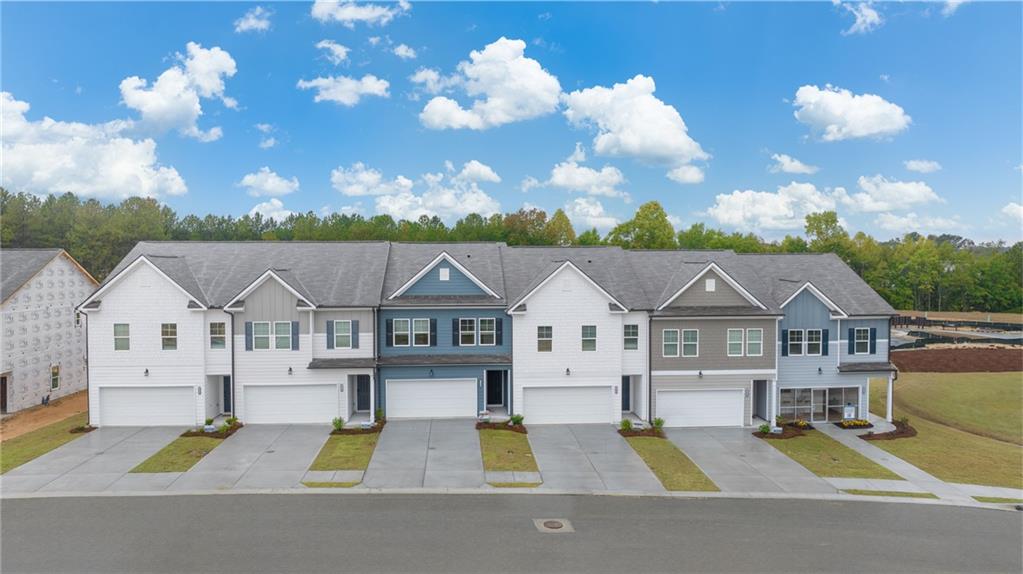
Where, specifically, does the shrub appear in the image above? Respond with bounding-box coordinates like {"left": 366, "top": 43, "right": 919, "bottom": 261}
{"left": 509, "top": 414, "right": 524, "bottom": 426}
{"left": 218, "top": 422, "right": 231, "bottom": 434}
{"left": 332, "top": 417, "right": 345, "bottom": 432}
{"left": 205, "top": 418, "right": 214, "bottom": 426}
{"left": 620, "top": 419, "right": 633, "bottom": 432}
{"left": 758, "top": 423, "right": 771, "bottom": 434}
{"left": 652, "top": 417, "right": 665, "bottom": 431}
{"left": 775, "top": 415, "right": 787, "bottom": 426}
{"left": 897, "top": 416, "right": 910, "bottom": 426}
{"left": 226, "top": 416, "right": 239, "bottom": 426}
{"left": 792, "top": 419, "right": 810, "bottom": 429}
{"left": 375, "top": 408, "right": 385, "bottom": 422}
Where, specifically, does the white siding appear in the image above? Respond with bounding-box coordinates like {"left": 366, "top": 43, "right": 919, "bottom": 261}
{"left": 203, "top": 310, "right": 232, "bottom": 375}
{"left": 621, "top": 311, "right": 649, "bottom": 419}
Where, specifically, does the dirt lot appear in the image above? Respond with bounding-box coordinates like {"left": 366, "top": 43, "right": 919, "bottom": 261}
{"left": 0, "top": 391, "right": 88, "bottom": 441}
{"left": 892, "top": 347, "right": 1023, "bottom": 372}
{"left": 897, "top": 310, "right": 1023, "bottom": 324}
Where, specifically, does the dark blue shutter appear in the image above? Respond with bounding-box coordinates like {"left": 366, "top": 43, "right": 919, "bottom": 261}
{"left": 351, "top": 320, "right": 359, "bottom": 349}
{"left": 869, "top": 327, "right": 877, "bottom": 354}
{"left": 780, "top": 329, "right": 788, "bottom": 357}
{"left": 452, "top": 318, "right": 460, "bottom": 347}
{"left": 848, "top": 328, "right": 855, "bottom": 355}
{"left": 245, "top": 321, "right": 253, "bottom": 351}
{"left": 326, "top": 321, "right": 335, "bottom": 349}
{"left": 822, "top": 329, "right": 829, "bottom": 356}
{"left": 385, "top": 319, "right": 393, "bottom": 347}
{"left": 495, "top": 318, "right": 503, "bottom": 346}
{"left": 291, "top": 321, "right": 299, "bottom": 350}
{"left": 430, "top": 319, "right": 437, "bottom": 347}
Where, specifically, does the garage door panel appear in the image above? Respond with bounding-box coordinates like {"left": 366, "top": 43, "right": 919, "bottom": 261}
{"left": 386, "top": 379, "right": 477, "bottom": 419}
{"left": 657, "top": 389, "right": 744, "bottom": 428}
{"left": 523, "top": 386, "right": 613, "bottom": 424}
{"left": 245, "top": 384, "right": 338, "bottom": 424}
{"left": 100, "top": 386, "right": 195, "bottom": 426}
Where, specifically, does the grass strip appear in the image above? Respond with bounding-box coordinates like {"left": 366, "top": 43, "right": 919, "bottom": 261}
{"left": 1, "top": 413, "right": 89, "bottom": 474}
{"left": 310, "top": 434, "right": 378, "bottom": 471}
{"left": 626, "top": 436, "right": 718, "bottom": 491}
{"left": 479, "top": 429, "right": 538, "bottom": 472}
{"left": 761, "top": 429, "right": 901, "bottom": 480}
{"left": 844, "top": 489, "right": 938, "bottom": 499}
{"left": 131, "top": 436, "right": 222, "bottom": 473}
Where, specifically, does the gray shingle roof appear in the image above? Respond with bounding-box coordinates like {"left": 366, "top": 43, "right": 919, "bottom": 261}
{"left": 1, "top": 248, "right": 94, "bottom": 302}
{"left": 382, "top": 243, "right": 506, "bottom": 304}
{"left": 501, "top": 246, "right": 648, "bottom": 310}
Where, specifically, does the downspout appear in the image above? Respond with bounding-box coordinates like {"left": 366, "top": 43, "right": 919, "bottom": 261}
{"left": 82, "top": 310, "right": 90, "bottom": 425}
{"left": 372, "top": 306, "right": 378, "bottom": 422}
{"left": 224, "top": 309, "right": 236, "bottom": 418}
{"left": 647, "top": 313, "right": 653, "bottom": 423}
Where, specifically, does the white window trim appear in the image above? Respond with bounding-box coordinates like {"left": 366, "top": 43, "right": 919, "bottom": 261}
{"left": 113, "top": 323, "right": 130, "bottom": 351}
{"left": 478, "top": 318, "right": 496, "bottom": 347}
{"left": 854, "top": 327, "right": 870, "bottom": 355}
{"left": 458, "top": 318, "right": 477, "bottom": 347}
{"left": 253, "top": 321, "right": 272, "bottom": 351}
{"left": 806, "top": 328, "right": 823, "bottom": 356}
{"left": 537, "top": 325, "right": 553, "bottom": 352}
{"left": 393, "top": 318, "right": 411, "bottom": 347}
{"left": 210, "top": 322, "right": 226, "bottom": 350}
{"left": 662, "top": 329, "right": 680, "bottom": 358}
{"left": 161, "top": 323, "right": 177, "bottom": 351}
{"left": 50, "top": 365, "right": 60, "bottom": 390}
{"left": 412, "top": 318, "right": 431, "bottom": 347}
{"left": 682, "top": 329, "right": 699, "bottom": 357}
{"left": 273, "top": 321, "right": 292, "bottom": 350}
{"left": 334, "top": 319, "right": 353, "bottom": 350}
{"left": 788, "top": 329, "right": 805, "bottom": 356}
{"left": 726, "top": 328, "right": 744, "bottom": 357}
{"left": 705, "top": 278, "right": 716, "bottom": 292}
{"left": 624, "top": 324, "right": 639, "bottom": 351}
{"left": 439, "top": 267, "right": 450, "bottom": 281}
{"left": 581, "top": 325, "right": 597, "bottom": 352}
{"left": 746, "top": 328, "right": 764, "bottom": 357}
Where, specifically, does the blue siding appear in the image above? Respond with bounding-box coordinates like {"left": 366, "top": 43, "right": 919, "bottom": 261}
{"left": 378, "top": 308, "right": 510, "bottom": 356}
{"left": 404, "top": 263, "right": 487, "bottom": 296}
{"left": 378, "top": 365, "right": 510, "bottom": 414}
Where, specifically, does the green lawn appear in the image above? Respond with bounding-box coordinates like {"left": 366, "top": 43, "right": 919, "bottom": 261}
{"left": 131, "top": 436, "right": 223, "bottom": 473}
{"left": 870, "top": 377, "right": 1023, "bottom": 489}
{"left": 626, "top": 436, "right": 718, "bottom": 491}
{"left": 1, "top": 413, "right": 89, "bottom": 474}
{"left": 844, "top": 489, "right": 938, "bottom": 499}
{"left": 479, "top": 429, "right": 538, "bottom": 472}
{"left": 310, "top": 434, "right": 378, "bottom": 471}
{"left": 762, "top": 430, "right": 901, "bottom": 480}
{"left": 974, "top": 496, "right": 1023, "bottom": 504}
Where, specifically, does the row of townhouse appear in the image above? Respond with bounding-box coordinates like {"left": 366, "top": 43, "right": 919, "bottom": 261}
{"left": 77, "top": 241, "right": 897, "bottom": 428}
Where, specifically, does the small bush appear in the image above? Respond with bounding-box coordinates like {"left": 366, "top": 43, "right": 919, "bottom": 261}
{"left": 205, "top": 418, "right": 214, "bottom": 426}
{"left": 218, "top": 422, "right": 231, "bottom": 434}
{"left": 375, "top": 408, "right": 384, "bottom": 422}
{"left": 792, "top": 419, "right": 811, "bottom": 429}
{"left": 897, "top": 416, "right": 910, "bottom": 426}
{"left": 226, "top": 416, "right": 239, "bottom": 426}
{"left": 509, "top": 414, "right": 524, "bottom": 426}
{"left": 775, "top": 415, "right": 787, "bottom": 426}
{"left": 620, "top": 419, "right": 633, "bottom": 431}
{"left": 652, "top": 417, "right": 665, "bottom": 430}
{"left": 758, "top": 423, "right": 771, "bottom": 434}
{"left": 332, "top": 417, "right": 345, "bottom": 432}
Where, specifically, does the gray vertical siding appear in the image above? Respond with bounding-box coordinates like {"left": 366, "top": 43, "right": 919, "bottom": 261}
{"left": 668, "top": 269, "right": 753, "bottom": 308}
{"left": 234, "top": 279, "right": 309, "bottom": 330}
{"left": 650, "top": 318, "right": 777, "bottom": 371}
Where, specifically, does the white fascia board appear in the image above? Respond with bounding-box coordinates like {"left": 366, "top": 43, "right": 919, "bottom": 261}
{"left": 225, "top": 269, "right": 315, "bottom": 309}
{"left": 781, "top": 281, "right": 847, "bottom": 318}
{"left": 389, "top": 252, "right": 499, "bottom": 299}
{"left": 78, "top": 255, "right": 207, "bottom": 311}
{"left": 657, "top": 262, "right": 767, "bottom": 311}
{"left": 507, "top": 261, "right": 627, "bottom": 313}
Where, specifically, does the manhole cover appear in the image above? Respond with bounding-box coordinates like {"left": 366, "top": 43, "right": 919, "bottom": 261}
{"left": 543, "top": 520, "right": 563, "bottom": 529}
{"left": 265, "top": 450, "right": 275, "bottom": 453}
{"left": 533, "top": 518, "right": 574, "bottom": 533}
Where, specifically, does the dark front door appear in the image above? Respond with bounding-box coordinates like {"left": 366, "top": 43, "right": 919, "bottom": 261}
{"left": 356, "top": 375, "right": 371, "bottom": 412}
{"left": 1, "top": 376, "right": 7, "bottom": 414}
{"left": 621, "top": 376, "right": 631, "bottom": 411}
{"left": 222, "top": 376, "right": 232, "bottom": 413}
{"left": 486, "top": 370, "right": 504, "bottom": 406}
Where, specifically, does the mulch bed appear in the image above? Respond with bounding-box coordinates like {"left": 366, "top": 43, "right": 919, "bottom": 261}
{"left": 331, "top": 420, "right": 386, "bottom": 435}
{"left": 891, "top": 347, "right": 1023, "bottom": 372}
{"left": 68, "top": 425, "right": 96, "bottom": 434}
{"left": 618, "top": 428, "right": 665, "bottom": 438}
{"left": 476, "top": 421, "right": 528, "bottom": 434}
{"left": 754, "top": 426, "right": 805, "bottom": 440}
{"left": 181, "top": 422, "right": 244, "bottom": 439}
{"left": 834, "top": 421, "right": 874, "bottom": 430}
{"left": 859, "top": 420, "right": 917, "bottom": 441}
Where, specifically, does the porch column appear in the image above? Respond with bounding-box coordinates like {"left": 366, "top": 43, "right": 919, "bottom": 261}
{"left": 885, "top": 372, "right": 894, "bottom": 422}
{"left": 369, "top": 372, "right": 376, "bottom": 424}
{"left": 770, "top": 379, "right": 778, "bottom": 425}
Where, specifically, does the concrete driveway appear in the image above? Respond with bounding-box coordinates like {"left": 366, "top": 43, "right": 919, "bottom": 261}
{"left": 362, "top": 419, "right": 484, "bottom": 488}
{"left": 666, "top": 428, "right": 836, "bottom": 493}
{"left": 528, "top": 425, "right": 664, "bottom": 492}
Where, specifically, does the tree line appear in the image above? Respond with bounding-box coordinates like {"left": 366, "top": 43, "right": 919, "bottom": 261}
{"left": 2, "top": 189, "right": 1020, "bottom": 313}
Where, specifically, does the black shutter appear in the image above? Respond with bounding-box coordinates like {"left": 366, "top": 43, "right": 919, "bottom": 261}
{"left": 780, "top": 329, "right": 788, "bottom": 357}
{"left": 291, "top": 321, "right": 299, "bottom": 350}
{"left": 326, "top": 321, "right": 334, "bottom": 349}
{"left": 452, "top": 318, "right": 460, "bottom": 347}
{"left": 822, "top": 329, "right": 829, "bottom": 356}
{"left": 385, "top": 319, "right": 393, "bottom": 347}
{"left": 848, "top": 328, "right": 855, "bottom": 355}
{"left": 430, "top": 319, "right": 437, "bottom": 347}
{"left": 495, "top": 318, "right": 503, "bottom": 346}
{"left": 869, "top": 327, "right": 877, "bottom": 354}
{"left": 245, "top": 321, "right": 253, "bottom": 351}
{"left": 351, "top": 320, "right": 359, "bottom": 349}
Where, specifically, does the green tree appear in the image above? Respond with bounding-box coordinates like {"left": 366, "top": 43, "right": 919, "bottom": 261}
{"left": 544, "top": 209, "right": 576, "bottom": 246}
{"left": 576, "top": 228, "right": 603, "bottom": 245}
{"left": 607, "top": 201, "right": 677, "bottom": 249}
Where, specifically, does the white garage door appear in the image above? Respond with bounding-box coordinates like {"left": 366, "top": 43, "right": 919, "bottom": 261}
{"left": 386, "top": 379, "right": 477, "bottom": 419}
{"left": 99, "top": 386, "right": 196, "bottom": 426}
{"left": 522, "top": 386, "right": 613, "bottom": 424}
{"left": 657, "top": 389, "right": 745, "bottom": 427}
{"left": 244, "top": 384, "right": 338, "bottom": 424}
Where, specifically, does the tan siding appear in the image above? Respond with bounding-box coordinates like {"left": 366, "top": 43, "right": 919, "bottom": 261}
{"left": 669, "top": 269, "right": 752, "bottom": 308}
{"left": 651, "top": 318, "right": 776, "bottom": 371}
{"left": 235, "top": 279, "right": 308, "bottom": 331}
{"left": 652, "top": 373, "right": 766, "bottom": 425}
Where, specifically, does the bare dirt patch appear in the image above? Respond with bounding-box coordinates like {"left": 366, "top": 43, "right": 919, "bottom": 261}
{"left": 891, "top": 347, "right": 1023, "bottom": 372}
{"left": 0, "top": 391, "right": 88, "bottom": 441}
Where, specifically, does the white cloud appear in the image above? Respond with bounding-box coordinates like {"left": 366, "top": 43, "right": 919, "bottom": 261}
{"left": 564, "top": 197, "right": 619, "bottom": 230}
{"left": 310, "top": 0, "right": 411, "bottom": 28}
{"left": 375, "top": 172, "right": 501, "bottom": 222}
{"left": 419, "top": 37, "right": 562, "bottom": 130}
{"left": 248, "top": 198, "right": 294, "bottom": 221}
{"left": 839, "top": 174, "right": 942, "bottom": 212}
{"left": 769, "top": 153, "right": 819, "bottom": 175}
{"left": 255, "top": 123, "right": 276, "bottom": 148}
{"left": 393, "top": 44, "right": 417, "bottom": 60}
{"left": 793, "top": 84, "right": 910, "bottom": 141}
{"left": 875, "top": 212, "right": 964, "bottom": 233}
{"left": 840, "top": 2, "right": 883, "bottom": 35}
{"left": 942, "top": 0, "right": 967, "bottom": 17}
{"left": 454, "top": 160, "right": 501, "bottom": 183}
{"left": 119, "top": 42, "right": 237, "bottom": 141}
{"left": 255, "top": 123, "right": 273, "bottom": 133}
{"left": 237, "top": 167, "right": 299, "bottom": 197}
{"left": 545, "top": 144, "right": 627, "bottom": 199}
{"left": 330, "top": 162, "right": 414, "bottom": 196}
{"left": 234, "top": 6, "right": 272, "bottom": 33}
{"left": 1, "top": 92, "right": 186, "bottom": 200}
{"left": 666, "top": 165, "right": 705, "bottom": 184}
{"left": 316, "top": 40, "right": 351, "bottom": 65}
{"left": 705, "top": 182, "right": 842, "bottom": 231}
{"left": 409, "top": 68, "right": 460, "bottom": 95}
{"left": 1001, "top": 202, "right": 1023, "bottom": 223}
{"left": 296, "top": 74, "right": 389, "bottom": 106}
{"left": 904, "top": 159, "right": 942, "bottom": 173}
{"left": 563, "top": 75, "right": 709, "bottom": 182}
{"left": 259, "top": 137, "right": 277, "bottom": 149}
{"left": 520, "top": 176, "right": 541, "bottom": 193}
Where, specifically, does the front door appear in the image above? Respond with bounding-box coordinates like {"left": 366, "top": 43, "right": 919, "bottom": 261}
{"left": 811, "top": 389, "right": 827, "bottom": 422}
{"left": 486, "top": 371, "right": 504, "bottom": 407}
{"left": 356, "top": 375, "right": 371, "bottom": 412}
{"left": 621, "top": 376, "right": 631, "bottom": 411}
{"left": 222, "top": 376, "right": 232, "bottom": 413}
{"left": 1, "top": 375, "right": 7, "bottom": 414}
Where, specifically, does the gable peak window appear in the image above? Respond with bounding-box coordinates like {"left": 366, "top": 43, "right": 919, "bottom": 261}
{"left": 439, "top": 267, "right": 450, "bottom": 281}
{"left": 113, "top": 323, "right": 130, "bottom": 351}
{"left": 393, "top": 319, "right": 410, "bottom": 347}
{"left": 581, "top": 325, "right": 597, "bottom": 351}
{"left": 705, "top": 278, "right": 716, "bottom": 292}
{"left": 624, "top": 324, "right": 639, "bottom": 350}
{"left": 210, "top": 322, "right": 226, "bottom": 349}
{"left": 161, "top": 323, "right": 177, "bottom": 350}
{"left": 459, "top": 318, "right": 477, "bottom": 346}
{"left": 537, "top": 325, "right": 552, "bottom": 352}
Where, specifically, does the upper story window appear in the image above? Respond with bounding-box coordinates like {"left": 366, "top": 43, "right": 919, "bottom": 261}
{"left": 161, "top": 323, "right": 177, "bottom": 350}
{"left": 581, "top": 325, "right": 597, "bottom": 351}
{"left": 274, "top": 321, "right": 291, "bottom": 350}
{"left": 623, "top": 324, "right": 639, "bottom": 350}
{"left": 439, "top": 267, "right": 450, "bottom": 281}
{"left": 210, "top": 322, "right": 226, "bottom": 349}
{"left": 459, "top": 318, "right": 477, "bottom": 346}
{"left": 682, "top": 329, "right": 699, "bottom": 357}
{"left": 50, "top": 365, "right": 60, "bottom": 390}
{"left": 662, "top": 329, "right": 679, "bottom": 357}
{"left": 746, "top": 329, "right": 763, "bottom": 356}
{"left": 854, "top": 328, "right": 870, "bottom": 354}
{"left": 788, "top": 329, "right": 804, "bottom": 356}
{"left": 114, "top": 323, "right": 130, "bottom": 351}
{"left": 413, "top": 318, "right": 431, "bottom": 347}
{"left": 334, "top": 320, "right": 352, "bottom": 349}
{"left": 393, "top": 319, "right": 410, "bottom": 347}
{"left": 253, "top": 321, "right": 271, "bottom": 350}
{"left": 705, "top": 278, "right": 716, "bottom": 292}
{"left": 806, "top": 329, "right": 823, "bottom": 356}
{"left": 727, "top": 329, "right": 744, "bottom": 357}
{"left": 537, "top": 326, "right": 552, "bottom": 352}
{"left": 479, "top": 318, "right": 496, "bottom": 346}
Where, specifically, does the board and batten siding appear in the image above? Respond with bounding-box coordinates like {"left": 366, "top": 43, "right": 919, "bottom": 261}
{"left": 312, "top": 309, "right": 375, "bottom": 359}
{"left": 233, "top": 279, "right": 308, "bottom": 331}
{"left": 667, "top": 269, "right": 753, "bottom": 308}
{"left": 651, "top": 373, "right": 761, "bottom": 426}
{"left": 651, "top": 318, "right": 777, "bottom": 371}
{"left": 402, "top": 263, "right": 487, "bottom": 296}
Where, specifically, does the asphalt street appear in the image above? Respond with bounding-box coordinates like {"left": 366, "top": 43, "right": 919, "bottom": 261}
{"left": 2, "top": 494, "right": 1020, "bottom": 573}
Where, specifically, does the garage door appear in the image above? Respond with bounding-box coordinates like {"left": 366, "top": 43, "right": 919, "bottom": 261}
{"left": 522, "top": 386, "right": 613, "bottom": 424}
{"left": 386, "top": 379, "right": 477, "bottom": 419}
{"left": 99, "top": 386, "right": 196, "bottom": 426}
{"left": 657, "top": 389, "right": 744, "bottom": 427}
{"left": 244, "top": 384, "right": 338, "bottom": 424}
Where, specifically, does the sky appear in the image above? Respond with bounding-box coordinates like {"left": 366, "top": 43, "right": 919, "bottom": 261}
{"left": 3, "top": 1, "right": 1022, "bottom": 241}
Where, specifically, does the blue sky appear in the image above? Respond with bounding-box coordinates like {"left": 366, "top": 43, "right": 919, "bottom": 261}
{"left": 3, "top": 1, "right": 1021, "bottom": 241}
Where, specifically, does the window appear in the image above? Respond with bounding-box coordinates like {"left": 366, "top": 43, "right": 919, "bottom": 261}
{"left": 253, "top": 321, "right": 271, "bottom": 350}
{"left": 439, "top": 267, "right": 450, "bottom": 281}
{"left": 334, "top": 320, "right": 352, "bottom": 349}
{"left": 682, "top": 329, "right": 699, "bottom": 357}
{"left": 459, "top": 318, "right": 476, "bottom": 346}
{"left": 413, "top": 319, "right": 431, "bottom": 347}
{"left": 581, "top": 325, "right": 597, "bottom": 351}
{"left": 854, "top": 328, "right": 870, "bottom": 354}
{"left": 537, "top": 326, "right": 552, "bottom": 352}
{"left": 806, "top": 329, "right": 823, "bottom": 355}
{"left": 662, "top": 329, "right": 679, "bottom": 357}
{"left": 210, "top": 322, "right": 226, "bottom": 349}
{"left": 161, "top": 323, "right": 177, "bottom": 350}
{"left": 50, "top": 365, "right": 60, "bottom": 390}
{"left": 113, "top": 323, "right": 130, "bottom": 351}
{"left": 274, "top": 321, "right": 291, "bottom": 350}
{"left": 624, "top": 324, "right": 639, "bottom": 350}
{"left": 788, "top": 329, "right": 804, "bottom": 356}
{"left": 393, "top": 319, "right": 410, "bottom": 347}
{"left": 479, "top": 318, "right": 496, "bottom": 346}
{"left": 727, "top": 329, "right": 744, "bottom": 357}
{"left": 746, "top": 329, "right": 763, "bottom": 356}
{"left": 705, "top": 278, "right": 716, "bottom": 292}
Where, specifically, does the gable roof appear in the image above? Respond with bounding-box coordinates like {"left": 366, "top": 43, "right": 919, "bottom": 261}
{"left": 501, "top": 246, "right": 648, "bottom": 311}
{"left": 382, "top": 243, "right": 505, "bottom": 305}
{"left": 1, "top": 248, "right": 97, "bottom": 303}
{"left": 388, "top": 250, "right": 500, "bottom": 300}
{"left": 80, "top": 255, "right": 209, "bottom": 310}
{"left": 225, "top": 268, "right": 317, "bottom": 309}
{"left": 780, "top": 281, "right": 847, "bottom": 317}
{"left": 506, "top": 260, "right": 628, "bottom": 313}
{"left": 656, "top": 261, "right": 768, "bottom": 311}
